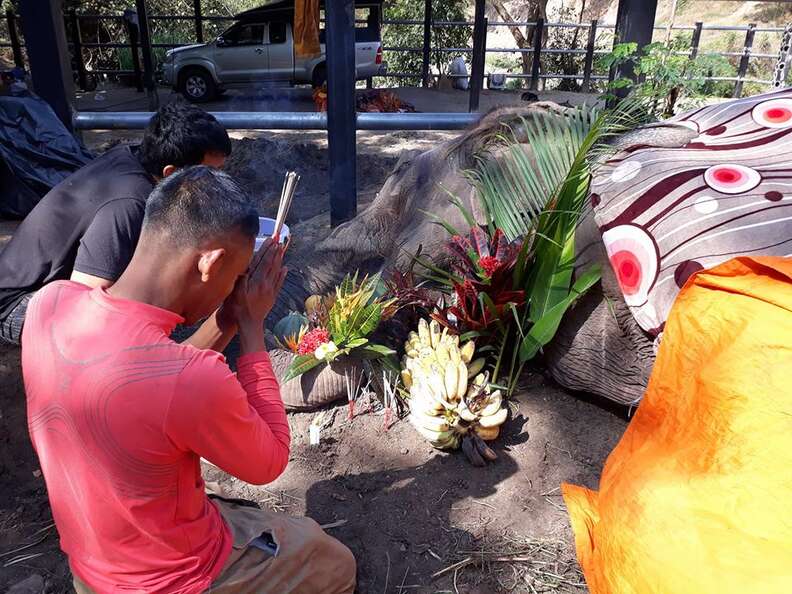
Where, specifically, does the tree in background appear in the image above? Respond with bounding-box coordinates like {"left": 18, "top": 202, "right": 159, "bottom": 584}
{"left": 381, "top": 0, "right": 470, "bottom": 86}
{"left": 488, "top": 0, "right": 548, "bottom": 86}
{"left": 487, "top": 0, "right": 622, "bottom": 90}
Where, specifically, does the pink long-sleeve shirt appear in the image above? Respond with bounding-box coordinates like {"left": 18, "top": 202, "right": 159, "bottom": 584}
{"left": 21, "top": 281, "right": 290, "bottom": 593}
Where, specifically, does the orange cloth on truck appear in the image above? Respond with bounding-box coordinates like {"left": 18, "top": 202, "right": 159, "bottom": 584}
{"left": 562, "top": 256, "right": 792, "bottom": 594}
{"left": 294, "top": 0, "right": 320, "bottom": 59}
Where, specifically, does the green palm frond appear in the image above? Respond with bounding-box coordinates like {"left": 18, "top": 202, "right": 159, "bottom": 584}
{"left": 466, "top": 105, "right": 597, "bottom": 242}
{"left": 468, "top": 95, "right": 652, "bottom": 243}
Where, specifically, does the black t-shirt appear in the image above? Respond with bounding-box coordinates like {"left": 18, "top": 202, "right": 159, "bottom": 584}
{"left": 0, "top": 145, "right": 154, "bottom": 319}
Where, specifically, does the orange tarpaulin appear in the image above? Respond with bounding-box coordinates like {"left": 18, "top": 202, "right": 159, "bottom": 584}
{"left": 562, "top": 256, "right": 792, "bottom": 594}
{"left": 294, "top": 0, "right": 320, "bottom": 59}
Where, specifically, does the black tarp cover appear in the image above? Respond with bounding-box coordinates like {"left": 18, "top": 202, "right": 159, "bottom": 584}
{"left": 0, "top": 94, "right": 92, "bottom": 219}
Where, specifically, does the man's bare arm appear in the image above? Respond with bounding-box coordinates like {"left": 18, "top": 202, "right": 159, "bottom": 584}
{"left": 181, "top": 309, "right": 238, "bottom": 353}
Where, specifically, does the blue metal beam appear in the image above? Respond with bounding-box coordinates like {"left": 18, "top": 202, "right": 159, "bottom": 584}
{"left": 18, "top": 0, "right": 74, "bottom": 129}
{"left": 72, "top": 111, "right": 481, "bottom": 130}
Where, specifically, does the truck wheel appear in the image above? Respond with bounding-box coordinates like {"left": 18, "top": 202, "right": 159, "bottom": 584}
{"left": 179, "top": 69, "right": 216, "bottom": 103}
{"left": 312, "top": 64, "right": 327, "bottom": 88}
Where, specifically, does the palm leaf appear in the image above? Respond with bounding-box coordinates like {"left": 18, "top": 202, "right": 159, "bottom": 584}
{"left": 519, "top": 265, "right": 602, "bottom": 362}
{"left": 467, "top": 106, "right": 599, "bottom": 242}
{"left": 469, "top": 95, "right": 651, "bottom": 244}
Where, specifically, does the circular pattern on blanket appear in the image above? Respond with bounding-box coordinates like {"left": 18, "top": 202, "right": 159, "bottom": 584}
{"left": 765, "top": 190, "right": 783, "bottom": 202}
{"left": 601, "top": 225, "right": 659, "bottom": 308}
{"left": 674, "top": 260, "right": 704, "bottom": 288}
{"left": 752, "top": 98, "right": 792, "bottom": 128}
{"left": 610, "top": 160, "right": 643, "bottom": 183}
{"left": 704, "top": 164, "right": 761, "bottom": 195}
{"left": 693, "top": 195, "right": 719, "bottom": 215}
{"left": 704, "top": 125, "right": 727, "bottom": 136}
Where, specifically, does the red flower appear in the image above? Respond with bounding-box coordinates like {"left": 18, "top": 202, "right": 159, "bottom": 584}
{"left": 297, "top": 327, "right": 331, "bottom": 355}
{"left": 478, "top": 256, "right": 500, "bottom": 278}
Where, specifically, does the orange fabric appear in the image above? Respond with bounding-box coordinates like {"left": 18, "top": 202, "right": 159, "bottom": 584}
{"left": 294, "top": 0, "right": 320, "bottom": 59}
{"left": 562, "top": 256, "right": 792, "bottom": 594}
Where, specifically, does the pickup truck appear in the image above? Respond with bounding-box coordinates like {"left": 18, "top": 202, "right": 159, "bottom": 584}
{"left": 159, "top": 2, "right": 387, "bottom": 102}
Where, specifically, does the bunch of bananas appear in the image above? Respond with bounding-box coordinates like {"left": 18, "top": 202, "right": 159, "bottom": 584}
{"left": 401, "top": 319, "right": 508, "bottom": 466}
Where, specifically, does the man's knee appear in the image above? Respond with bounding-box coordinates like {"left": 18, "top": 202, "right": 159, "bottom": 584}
{"left": 308, "top": 528, "right": 356, "bottom": 592}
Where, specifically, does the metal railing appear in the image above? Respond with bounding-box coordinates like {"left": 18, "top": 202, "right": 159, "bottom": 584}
{"left": 2, "top": 7, "right": 790, "bottom": 98}
{"left": 72, "top": 110, "right": 480, "bottom": 130}
{"left": 379, "top": 19, "right": 790, "bottom": 96}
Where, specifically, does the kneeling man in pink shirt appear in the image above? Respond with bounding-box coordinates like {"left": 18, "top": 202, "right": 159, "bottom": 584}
{"left": 21, "top": 166, "right": 355, "bottom": 593}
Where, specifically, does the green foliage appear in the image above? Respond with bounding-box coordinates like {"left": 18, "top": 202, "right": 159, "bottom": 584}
{"left": 381, "top": 0, "right": 470, "bottom": 85}
{"left": 283, "top": 272, "right": 397, "bottom": 383}
{"left": 601, "top": 37, "right": 734, "bottom": 117}
{"left": 468, "top": 105, "right": 598, "bottom": 242}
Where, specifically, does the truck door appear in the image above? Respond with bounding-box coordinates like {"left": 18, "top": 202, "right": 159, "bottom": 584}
{"left": 212, "top": 23, "right": 267, "bottom": 83}
{"left": 265, "top": 21, "right": 294, "bottom": 82}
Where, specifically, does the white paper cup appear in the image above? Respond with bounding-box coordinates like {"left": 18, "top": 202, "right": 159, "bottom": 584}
{"left": 255, "top": 217, "right": 290, "bottom": 251}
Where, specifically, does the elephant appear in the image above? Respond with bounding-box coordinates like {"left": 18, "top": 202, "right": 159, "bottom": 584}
{"left": 268, "top": 88, "right": 792, "bottom": 409}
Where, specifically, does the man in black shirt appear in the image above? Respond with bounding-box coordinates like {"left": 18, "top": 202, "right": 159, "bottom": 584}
{"left": 0, "top": 99, "right": 232, "bottom": 345}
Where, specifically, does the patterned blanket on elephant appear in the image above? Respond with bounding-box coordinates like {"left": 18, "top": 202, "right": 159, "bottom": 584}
{"left": 590, "top": 88, "right": 792, "bottom": 335}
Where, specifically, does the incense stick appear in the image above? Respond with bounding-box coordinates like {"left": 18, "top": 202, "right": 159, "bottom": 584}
{"left": 273, "top": 171, "right": 299, "bottom": 243}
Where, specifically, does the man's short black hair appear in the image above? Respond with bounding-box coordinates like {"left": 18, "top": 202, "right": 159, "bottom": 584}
{"left": 138, "top": 98, "right": 231, "bottom": 178}
{"left": 143, "top": 166, "right": 258, "bottom": 245}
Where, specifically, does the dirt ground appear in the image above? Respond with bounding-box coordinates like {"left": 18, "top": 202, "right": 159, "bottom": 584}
{"left": 0, "top": 127, "right": 629, "bottom": 593}
{"left": 0, "top": 341, "right": 627, "bottom": 594}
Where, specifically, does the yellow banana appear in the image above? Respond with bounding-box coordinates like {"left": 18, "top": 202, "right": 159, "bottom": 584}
{"left": 479, "top": 390, "right": 503, "bottom": 417}
{"left": 456, "top": 397, "right": 479, "bottom": 423}
{"left": 432, "top": 432, "right": 460, "bottom": 450}
{"left": 467, "top": 358, "right": 486, "bottom": 379}
{"left": 448, "top": 344, "right": 461, "bottom": 365}
{"left": 435, "top": 343, "right": 450, "bottom": 367}
{"left": 478, "top": 407, "right": 507, "bottom": 428}
{"left": 475, "top": 425, "right": 500, "bottom": 441}
{"left": 456, "top": 362, "right": 468, "bottom": 400}
{"left": 429, "top": 319, "right": 442, "bottom": 349}
{"left": 409, "top": 420, "right": 454, "bottom": 444}
{"left": 418, "top": 318, "right": 430, "bottom": 346}
{"left": 418, "top": 346, "right": 434, "bottom": 360}
{"left": 427, "top": 365, "right": 447, "bottom": 400}
{"left": 401, "top": 369, "right": 413, "bottom": 390}
{"left": 460, "top": 340, "right": 475, "bottom": 364}
{"left": 444, "top": 362, "right": 459, "bottom": 404}
{"left": 410, "top": 411, "right": 450, "bottom": 433}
